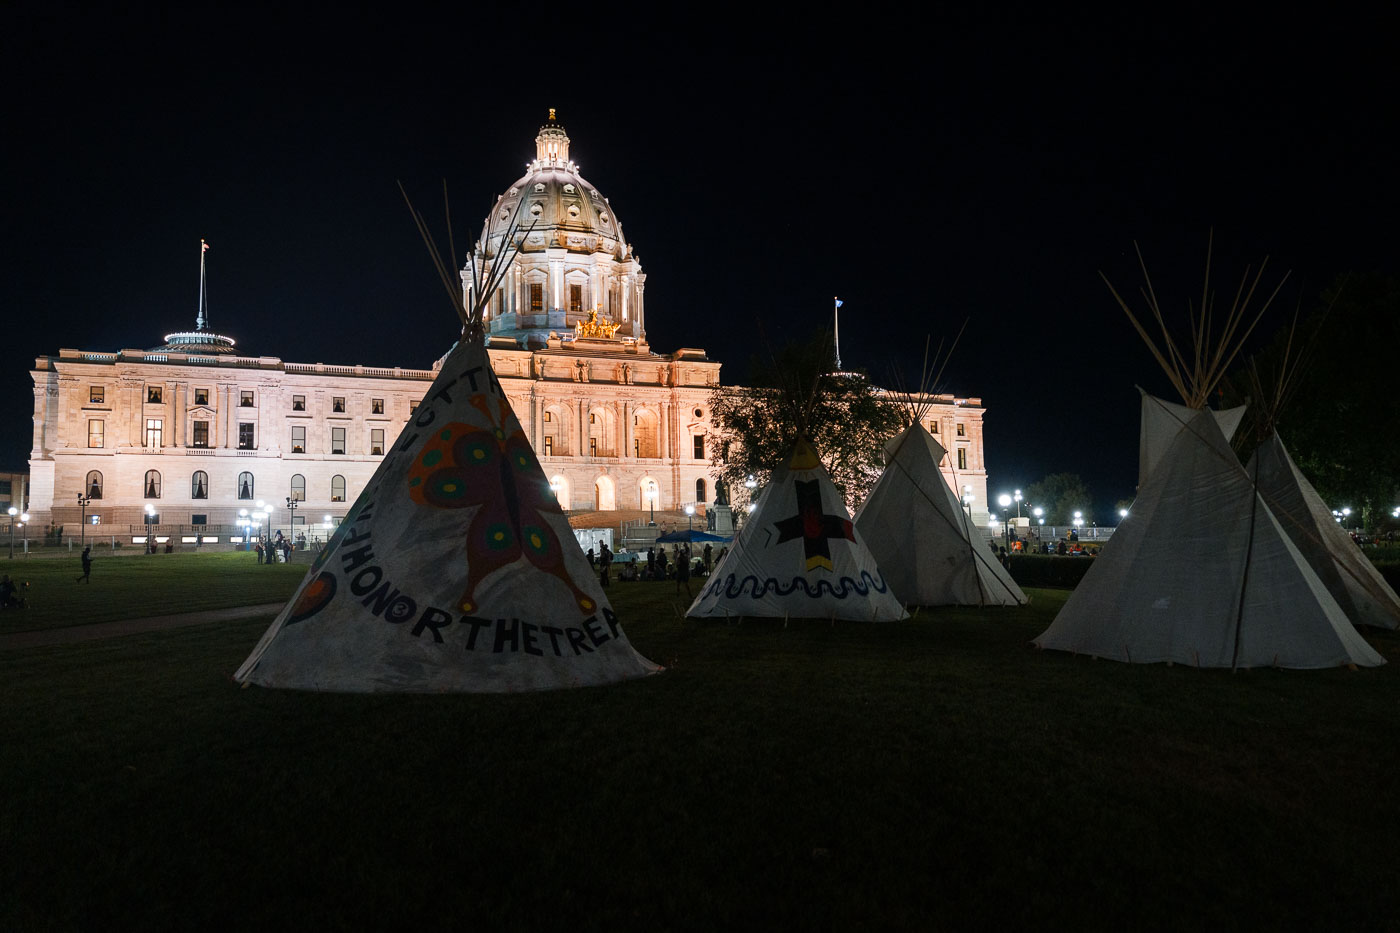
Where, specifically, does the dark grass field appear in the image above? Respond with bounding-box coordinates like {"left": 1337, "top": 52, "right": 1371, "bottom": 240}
{"left": 4, "top": 566, "right": 1400, "bottom": 930}
{"left": 0, "top": 551, "right": 304, "bottom": 634}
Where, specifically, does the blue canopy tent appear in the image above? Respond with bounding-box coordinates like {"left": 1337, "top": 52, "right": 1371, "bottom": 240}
{"left": 654, "top": 530, "right": 731, "bottom": 544}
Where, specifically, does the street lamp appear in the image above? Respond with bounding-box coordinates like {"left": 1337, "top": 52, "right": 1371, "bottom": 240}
{"left": 322, "top": 515, "right": 333, "bottom": 544}
{"left": 1014, "top": 489, "right": 1023, "bottom": 519}
{"left": 286, "top": 496, "right": 299, "bottom": 544}
{"left": 6, "top": 507, "right": 16, "bottom": 559}
{"left": 239, "top": 508, "right": 250, "bottom": 550}
{"left": 645, "top": 481, "right": 657, "bottom": 525}
{"left": 685, "top": 504, "right": 695, "bottom": 532}
{"left": 77, "top": 492, "right": 93, "bottom": 549}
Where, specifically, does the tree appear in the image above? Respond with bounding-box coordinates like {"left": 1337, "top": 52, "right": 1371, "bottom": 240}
{"left": 707, "top": 331, "right": 905, "bottom": 512}
{"left": 1024, "top": 473, "right": 1093, "bottom": 525}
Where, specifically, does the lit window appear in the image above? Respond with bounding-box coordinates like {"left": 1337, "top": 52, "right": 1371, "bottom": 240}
{"left": 88, "top": 420, "right": 104, "bottom": 449}
{"left": 194, "top": 388, "right": 209, "bottom": 405}
{"left": 238, "top": 423, "right": 254, "bottom": 450}
{"left": 544, "top": 411, "right": 552, "bottom": 423}
{"left": 144, "top": 470, "right": 162, "bottom": 499}
{"left": 290, "top": 474, "right": 306, "bottom": 502}
{"left": 240, "top": 391, "right": 254, "bottom": 407}
{"left": 956, "top": 423, "right": 966, "bottom": 437}
{"left": 86, "top": 471, "right": 103, "bottom": 500}
{"left": 930, "top": 421, "right": 939, "bottom": 434}
{"left": 957, "top": 449, "right": 967, "bottom": 470}
{"left": 333, "top": 397, "right": 345, "bottom": 413}
{"left": 331, "top": 475, "right": 346, "bottom": 502}
{"left": 144, "top": 419, "right": 163, "bottom": 448}
{"left": 543, "top": 436, "right": 553, "bottom": 456}
{"left": 371, "top": 429, "right": 384, "bottom": 456}
{"left": 292, "top": 395, "right": 306, "bottom": 411}
{"left": 530, "top": 284, "right": 543, "bottom": 312}
{"left": 590, "top": 438, "right": 597, "bottom": 456}
{"left": 147, "top": 386, "right": 163, "bottom": 404}
{"left": 191, "top": 421, "right": 209, "bottom": 447}
{"left": 89, "top": 386, "right": 105, "bottom": 404}
{"left": 331, "top": 427, "right": 346, "bottom": 455}
{"left": 589, "top": 412, "right": 596, "bottom": 424}
{"left": 372, "top": 398, "right": 384, "bottom": 414}
{"left": 191, "top": 471, "right": 208, "bottom": 500}
{"left": 238, "top": 472, "right": 254, "bottom": 500}
{"left": 696, "top": 479, "right": 707, "bottom": 502}
{"left": 693, "top": 436, "right": 705, "bottom": 459}
{"left": 570, "top": 285, "right": 583, "bottom": 313}
{"left": 291, "top": 426, "right": 305, "bottom": 453}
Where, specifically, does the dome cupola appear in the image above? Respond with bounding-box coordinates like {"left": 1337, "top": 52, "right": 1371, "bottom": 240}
{"left": 467, "top": 112, "right": 647, "bottom": 350}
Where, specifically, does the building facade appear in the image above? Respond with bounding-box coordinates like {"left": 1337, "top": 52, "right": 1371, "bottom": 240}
{"left": 25, "top": 116, "right": 989, "bottom": 539}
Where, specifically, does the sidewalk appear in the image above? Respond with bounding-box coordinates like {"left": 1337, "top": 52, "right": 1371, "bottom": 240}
{"left": 0, "top": 602, "right": 285, "bottom": 650}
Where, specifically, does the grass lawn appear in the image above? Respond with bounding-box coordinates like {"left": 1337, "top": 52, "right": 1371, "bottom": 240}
{"left": 0, "top": 551, "right": 304, "bottom": 634}
{"left": 3, "top": 576, "right": 1400, "bottom": 930}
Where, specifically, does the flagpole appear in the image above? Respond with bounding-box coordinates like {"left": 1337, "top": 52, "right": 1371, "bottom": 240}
{"left": 197, "top": 239, "right": 209, "bottom": 331}
{"left": 833, "top": 296, "right": 843, "bottom": 371}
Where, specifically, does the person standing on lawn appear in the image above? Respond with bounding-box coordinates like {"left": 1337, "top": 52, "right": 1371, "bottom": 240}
{"left": 675, "top": 547, "right": 692, "bottom": 598}
{"left": 76, "top": 546, "right": 93, "bottom": 583}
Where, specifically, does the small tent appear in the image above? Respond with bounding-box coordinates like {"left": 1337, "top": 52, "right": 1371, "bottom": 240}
{"left": 1250, "top": 432, "right": 1400, "bottom": 630}
{"left": 855, "top": 421, "right": 1026, "bottom": 607}
{"left": 686, "top": 438, "right": 908, "bottom": 621}
{"left": 234, "top": 190, "right": 660, "bottom": 692}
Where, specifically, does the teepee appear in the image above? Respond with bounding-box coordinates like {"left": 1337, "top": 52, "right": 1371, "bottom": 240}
{"left": 686, "top": 437, "right": 908, "bottom": 621}
{"left": 1034, "top": 239, "right": 1383, "bottom": 669}
{"left": 1237, "top": 324, "right": 1400, "bottom": 631}
{"left": 235, "top": 189, "right": 660, "bottom": 692}
{"left": 854, "top": 334, "right": 1026, "bottom": 607}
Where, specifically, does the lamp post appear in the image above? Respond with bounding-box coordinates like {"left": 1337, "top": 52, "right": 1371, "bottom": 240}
{"left": 997, "top": 494, "right": 1013, "bottom": 550}
{"left": 285, "top": 496, "right": 299, "bottom": 544}
{"left": 1014, "top": 489, "right": 1023, "bottom": 519}
{"left": 239, "top": 508, "right": 250, "bottom": 550}
{"left": 20, "top": 513, "right": 29, "bottom": 555}
{"left": 144, "top": 503, "right": 156, "bottom": 552}
{"left": 685, "top": 504, "right": 695, "bottom": 533}
{"left": 7, "top": 507, "right": 16, "bottom": 559}
{"left": 322, "top": 515, "right": 333, "bottom": 545}
{"left": 1072, "top": 510, "right": 1084, "bottom": 541}
{"left": 77, "top": 492, "right": 93, "bottom": 550}
{"left": 645, "top": 481, "right": 657, "bottom": 526}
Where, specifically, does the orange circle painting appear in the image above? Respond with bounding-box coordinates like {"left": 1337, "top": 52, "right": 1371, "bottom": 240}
{"left": 287, "top": 571, "right": 337, "bottom": 625}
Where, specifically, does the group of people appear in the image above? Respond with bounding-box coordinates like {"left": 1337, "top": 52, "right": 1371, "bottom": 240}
{"left": 582, "top": 541, "right": 728, "bottom": 596}
{"left": 254, "top": 532, "right": 292, "bottom": 565}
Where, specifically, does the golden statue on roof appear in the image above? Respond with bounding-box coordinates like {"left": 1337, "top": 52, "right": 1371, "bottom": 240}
{"left": 574, "top": 307, "right": 620, "bottom": 340}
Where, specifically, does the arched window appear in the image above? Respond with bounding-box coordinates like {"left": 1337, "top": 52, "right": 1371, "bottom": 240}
{"left": 191, "top": 471, "right": 208, "bottom": 500}
{"left": 331, "top": 475, "right": 346, "bottom": 502}
{"left": 696, "top": 478, "right": 707, "bottom": 503}
{"left": 238, "top": 472, "right": 254, "bottom": 500}
{"left": 290, "top": 474, "right": 306, "bottom": 502}
{"left": 85, "top": 471, "right": 103, "bottom": 500}
{"left": 144, "top": 470, "right": 162, "bottom": 499}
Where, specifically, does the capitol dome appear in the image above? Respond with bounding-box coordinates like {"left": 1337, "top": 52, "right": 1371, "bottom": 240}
{"left": 467, "top": 112, "right": 647, "bottom": 350}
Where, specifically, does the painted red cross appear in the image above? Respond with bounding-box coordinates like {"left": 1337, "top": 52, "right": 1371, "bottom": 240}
{"left": 773, "top": 479, "right": 854, "bottom": 572}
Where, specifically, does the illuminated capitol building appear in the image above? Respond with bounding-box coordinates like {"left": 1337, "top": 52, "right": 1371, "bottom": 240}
{"left": 25, "top": 115, "right": 991, "bottom": 539}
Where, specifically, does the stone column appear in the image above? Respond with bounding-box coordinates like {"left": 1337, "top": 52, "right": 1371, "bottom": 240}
{"left": 222, "top": 385, "right": 232, "bottom": 448}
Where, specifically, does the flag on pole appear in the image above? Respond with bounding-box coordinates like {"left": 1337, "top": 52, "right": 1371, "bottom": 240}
{"left": 202, "top": 240, "right": 210, "bottom": 252}
{"left": 834, "top": 298, "right": 843, "bottom": 308}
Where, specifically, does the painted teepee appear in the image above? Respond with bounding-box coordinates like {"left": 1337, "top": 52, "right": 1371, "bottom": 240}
{"left": 1034, "top": 239, "right": 1382, "bottom": 669}
{"left": 854, "top": 334, "right": 1026, "bottom": 607}
{"left": 686, "top": 437, "right": 908, "bottom": 621}
{"left": 235, "top": 188, "right": 660, "bottom": 692}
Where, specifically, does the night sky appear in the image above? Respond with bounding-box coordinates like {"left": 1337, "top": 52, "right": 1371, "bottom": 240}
{"left": 6, "top": 11, "right": 1394, "bottom": 520}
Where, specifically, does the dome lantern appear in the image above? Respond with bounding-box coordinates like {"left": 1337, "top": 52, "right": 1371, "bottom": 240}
{"left": 533, "top": 109, "right": 571, "bottom": 169}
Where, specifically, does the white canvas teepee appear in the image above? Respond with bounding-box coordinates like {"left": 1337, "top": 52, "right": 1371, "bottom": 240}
{"left": 1034, "top": 399, "right": 1383, "bottom": 668}
{"left": 234, "top": 335, "right": 662, "bottom": 691}
{"left": 1250, "top": 432, "right": 1400, "bottom": 630}
{"left": 234, "top": 187, "right": 660, "bottom": 692}
{"left": 686, "top": 438, "right": 908, "bottom": 621}
{"left": 1035, "top": 239, "right": 1383, "bottom": 669}
{"left": 855, "top": 422, "right": 1026, "bottom": 607}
